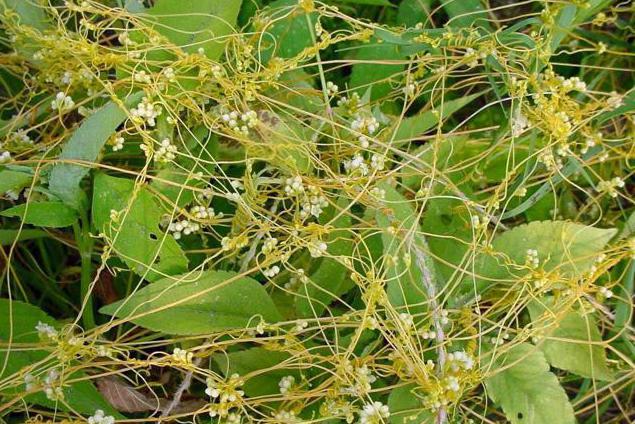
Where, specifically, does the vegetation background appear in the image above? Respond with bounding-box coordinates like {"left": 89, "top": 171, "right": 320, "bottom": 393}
{"left": 0, "top": 0, "right": 633, "bottom": 423}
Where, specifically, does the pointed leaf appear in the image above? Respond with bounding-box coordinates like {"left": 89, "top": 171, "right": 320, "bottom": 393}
{"left": 485, "top": 343, "right": 575, "bottom": 424}
{"left": 100, "top": 270, "right": 282, "bottom": 335}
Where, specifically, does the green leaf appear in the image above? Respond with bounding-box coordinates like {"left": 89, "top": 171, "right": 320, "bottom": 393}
{"left": 333, "top": 0, "right": 393, "bottom": 6}
{"left": 441, "top": 0, "right": 490, "bottom": 30}
{"left": 376, "top": 182, "right": 428, "bottom": 315}
{"left": 0, "top": 169, "right": 34, "bottom": 194}
{"left": 260, "top": 0, "right": 316, "bottom": 62}
{"left": 485, "top": 343, "right": 575, "bottom": 424}
{"left": 100, "top": 270, "right": 282, "bottom": 335}
{"left": 0, "top": 299, "right": 120, "bottom": 416}
{"left": 48, "top": 92, "right": 144, "bottom": 210}
{"left": 528, "top": 299, "right": 612, "bottom": 381}
{"left": 388, "top": 383, "right": 434, "bottom": 424}
{"left": 296, "top": 198, "right": 354, "bottom": 317}
{"left": 1, "top": 202, "right": 78, "bottom": 228}
{"left": 350, "top": 41, "right": 405, "bottom": 101}
{"left": 143, "top": 0, "right": 242, "bottom": 61}
{"left": 0, "top": 0, "right": 52, "bottom": 61}
{"left": 92, "top": 173, "right": 188, "bottom": 281}
{"left": 397, "top": 0, "right": 433, "bottom": 28}
{"left": 392, "top": 91, "right": 485, "bottom": 142}
{"left": 0, "top": 229, "right": 48, "bottom": 245}
{"left": 213, "top": 347, "right": 300, "bottom": 397}
{"left": 474, "top": 221, "right": 616, "bottom": 285}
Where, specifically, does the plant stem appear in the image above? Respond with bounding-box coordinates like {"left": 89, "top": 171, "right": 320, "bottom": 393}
{"left": 74, "top": 222, "right": 96, "bottom": 330}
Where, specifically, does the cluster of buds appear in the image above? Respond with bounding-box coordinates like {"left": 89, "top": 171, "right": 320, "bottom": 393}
{"left": 205, "top": 373, "right": 245, "bottom": 418}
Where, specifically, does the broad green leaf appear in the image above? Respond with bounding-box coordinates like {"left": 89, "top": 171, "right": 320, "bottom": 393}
{"left": 376, "top": 182, "right": 428, "bottom": 315}
{"left": 213, "top": 347, "right": 300, "bottom": 397}
{"left": 474, "top": 221, "right": 616, "bottom": 285}
{"left": 92, "top": 173, "right": 188, "bottom": 281}
{"left": 0, "top": 229, "right": 48, "bottom": 245}
{"left": 528, "top": 299, "right": 612, "bottom": 381}
{"left": 249, "top": 112, "right": 314, "bottom": 174}
{"left": 48, "top": 92, "right": 144, "bottom": 210}
{"left": 350, "top": 42, "right": 405, "bottom": 101}
{"left": 441, "top": 0, "right": 490, "bottom": 30}
{"left": 100, "top": 270, "right": 282, "bottom": 335}
{"left": 392, "top": 92, "right": 484, "bottom": 142}
{"left": 143, "top": 0, "right": 242, "bottom": 61}
{"left": 0, "top": 0, "right": 52, "bottom": 61}
{"left": 296, "top": 199, "right": 354, "bottom": 317}
{"left": 388, "top": 383, "right": 434, "bottom": 424}
{"left": 397, "top": 0, "right": 433, "bottom": 28}
{"left": 485, "top": 343, "right": 575, "bottom": 424}
{"left": 1, "top": 202, "right": 78, "bottom": 228}
{"left": 0, "top": 299, "right": 120, "bottom": 416}
{"left": 260, "top": 0, "right": 316, "bottom": 62}
{"left": 0, "top": 169, "right": 34, "bottom": 194}
{"left": 265, "top": 69, "right": 325, "bottom": 115}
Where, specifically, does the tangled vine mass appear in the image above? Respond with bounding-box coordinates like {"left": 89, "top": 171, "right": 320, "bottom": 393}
{"left": 0, "top": 0, "right": 633, "bottom": 423}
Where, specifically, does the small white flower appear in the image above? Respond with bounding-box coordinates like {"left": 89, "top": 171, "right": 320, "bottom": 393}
{"left": 263, "top": 265, "right": 281, "bottom": 278}
{"left": 0, "top": 151, "right": 11, "bottom": 163}
{"left": 511, "top": 108, "right": 529, "bottom": 137}
{"left": 51, "top": 92, "right": 75, "bottom": 112}
{"left": 326, "top": 81, "right": 338, "bottom": 96}
{"left": 88, "top": 409, "right": 115, "bottom": 424}
{"left": 359, "top": 401, "right": 390, "bottom": 424}
{"left": 35, "top": 321, "right": 58, "bottom": 340}
{"left": 278, "top": 375, "right": 295, "bottom": 394}
{"left": 172, "top": 347, "right": 193, "bottom": 364}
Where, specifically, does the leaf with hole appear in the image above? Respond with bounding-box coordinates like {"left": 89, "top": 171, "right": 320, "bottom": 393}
{"left": 485, "top": 342, "right": 575, "bottom": 424}
{"left": 92, "top": 173, "right": 188, "bottom": 281}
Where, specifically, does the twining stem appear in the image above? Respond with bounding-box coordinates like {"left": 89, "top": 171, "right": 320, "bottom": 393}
{"left": 74, "top": 221, "right": 96, "bottom": 330}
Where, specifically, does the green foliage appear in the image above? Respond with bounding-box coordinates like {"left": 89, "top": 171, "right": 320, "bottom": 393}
{"left": 100, "top": 270, "right": 282, "bottom": 335}
{"left": 0, "top": 0, "right": 632, "bottom": 422}
{"left": 92, "top": 173, "right": 188, "bottom": 281}
{"left": 485, "top": 343, "right": 576, "bottom": 424}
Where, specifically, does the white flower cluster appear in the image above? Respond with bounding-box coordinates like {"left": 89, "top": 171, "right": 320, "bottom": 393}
{"left": 221, "top": 110, "right": 259, "bottom": 136}
{"left": 561, "top": 76, "right": 587, "bottom": 92}
{"left": 300, "top": 185, "right": 328, "bottom": 219}
{"left": 88, "top": 410, "right": 115, "bottom": 424}
{"left": 172, "top": 347, "right": 193, "bottom": 364}
{"left": 134, "top": 70, "right": 152, "bottom": 84}
{"left": 13, "top": 129, "right": 32, "bottom": 145}
{"left": 308, "top": 239, "right": 327, "bottom": 258}
{"left": 581, "top": 132, "right": 601, "bottom": 154}
{"left": 285, "top": 176, "right": 305, "bottom": 196}
{"left": 445, "top": 375, "right": 460, "bottom": 392}
{"left": 345, "top": 365, "right": 377, "bottom": 396}
{"left": 0, "top": 150, "right": 11, "bottom": 163}
{"left": 511, "top": 109, "right": 530, "bottom": 137}
{"left": 370, "top": 153, "right": 385, "bottom": 171}
{"left": 36, "top": 321, "right": 58, "bottom": 340}
{"left": 358, "top": 401, "right": 390, "bottom": 424}
{"left": 263, "top": 265, "right": 281, "bottom": 278}
{"left": 324, "top": 81, "right": 338, "bottom": 96}
{"left": 110, "top": 135, "right": 124, "bottom": 151}
{"left": 168, "top": 218, "right": 200, "bottom": 240}
{"left": 130, "top": 97, "right": 162, "bottom": 126}
{"left": 261, "top": 237, "right": 278, "bottom": 255}
{"left": 398, "top": 312, "right": 414, "bottom": 329}
{"left": 447, "top": 350, "right": 474, "bottom": 371}
{"left": 463, "top": 47, "right": 487, "bottom": 68}
{"left": 278, "top": 375, "right": 295, "bottom": 394}
{"left": 597, "top": 177, "right": 624, "bottom": 198}
{"left": 274, "top": 410, "right": 301, "bottom": 423}
{"left": 344, "top": 153, "right": 369, "bottom": 176}
{"left": 418, "top": 328, "right": 437, "bottom": 339}
{"left": 191, "top": 205, "right": 221, "bottom": 220}
{"left": 206, "top": 373, "right": 245, "bottom": 418}
{"left": 402, "top": 82, "right": 417, "bottom": 97}
{"left": 154, "top": 138, "right": 178, "bottom": 163}
{"left": 599, "top": 286, "right": 613, "bottom": 299}
{"left": 26, "top": 368, "right": 65, "bottom": 401}
{"left": 525, "top": 249, "right": 539, "bottom": 268}
{"left": 51, "top": 92, "right": 75, "bottom": 112}
{"left": 607, "top": 91, "right": 623, "bottom": 110}
{"left": 350, "top": 114, "right": 378, "bottom": 148}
